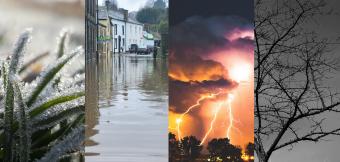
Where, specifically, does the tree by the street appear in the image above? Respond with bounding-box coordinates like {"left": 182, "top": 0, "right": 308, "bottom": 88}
{"left": 104, "top": 0, "right": 117, "bottom": 10}
{"left": 136, "top": 7, "right": 163, "bottom": 24}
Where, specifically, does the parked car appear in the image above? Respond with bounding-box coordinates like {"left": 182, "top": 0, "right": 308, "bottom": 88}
{"left": 137, "top": 48, "right": 149, "bottom": 55}
{"left": 129, "top": 44, "right": 138, "bottom": 53}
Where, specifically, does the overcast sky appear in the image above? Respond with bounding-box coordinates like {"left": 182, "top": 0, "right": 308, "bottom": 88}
{"left": 98, "top": 0, "right": 149, "bottom": 11}
{"left": 268, "top": 0, "right": 340, "bottom": 161}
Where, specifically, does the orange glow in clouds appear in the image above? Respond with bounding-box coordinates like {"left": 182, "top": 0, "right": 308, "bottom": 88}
{"left": 169, "top": 27, "right": 254, "bottom": 149}
{"left": 230, "top": 63, "right": 251, "bottom": 83}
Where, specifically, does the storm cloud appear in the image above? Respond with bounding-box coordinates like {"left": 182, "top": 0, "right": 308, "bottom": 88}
{"left": 169, "top": 16, "right": 254, "bottom": 147}
{"left": 169, "top": 16, "right": 253, "bottom": 58}
{"left": 169, "top": 16, "right": 253, "bottom": 113}
{"left": 169, "top": 16, "right": 253, "bottom": 84}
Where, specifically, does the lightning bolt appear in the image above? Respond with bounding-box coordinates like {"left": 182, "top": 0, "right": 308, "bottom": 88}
{"left": 200, "top": 102, "right": 224, "bottom": 145}
{"left": 226, "top": 94, "right": 234, "bottom": 139}
{"left": 176, "top": 92, "right": 237, "bottom": 146}
{"left": 200, "top": 94, "right": 234, "bottom": 145}
{"left": 176, "top": 92, "right": 222, "bottom": 140}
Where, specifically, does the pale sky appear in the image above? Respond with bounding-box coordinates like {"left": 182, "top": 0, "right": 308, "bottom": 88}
{"left": 98, "top": 0, "right": 149, "bottom": 12}
{"left": 268, "top": 0, "right": 340, "bottom": 161}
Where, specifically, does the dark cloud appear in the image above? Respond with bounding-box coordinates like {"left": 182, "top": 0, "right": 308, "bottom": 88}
{"left": 170, "top": 16, "right": 253, "bottom": 58}
{"left": 169, "top": 0, "right": 254, "bottom": 25}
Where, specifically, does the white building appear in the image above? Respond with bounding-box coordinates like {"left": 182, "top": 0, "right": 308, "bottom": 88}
{"left": 98, "top": 5, "right": 156, "bottom": 54}
{"left": 98, "top": 7, "right": 143, "bottom": 54}
{"left": 125, "top": 18, "right": 145, "bottom": 50}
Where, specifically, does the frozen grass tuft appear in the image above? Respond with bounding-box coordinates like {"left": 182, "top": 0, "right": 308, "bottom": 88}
{"left": 0, "top": 28, "right": 84, "bottom": 162}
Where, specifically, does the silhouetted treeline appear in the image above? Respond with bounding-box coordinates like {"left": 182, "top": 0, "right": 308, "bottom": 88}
{"left": 169, "top": 132, "right": 254, "bottom": 162}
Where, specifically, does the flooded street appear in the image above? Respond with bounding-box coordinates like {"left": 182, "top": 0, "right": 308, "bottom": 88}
{"left": 85, "top": 54, "right": 168, "bottom": 162}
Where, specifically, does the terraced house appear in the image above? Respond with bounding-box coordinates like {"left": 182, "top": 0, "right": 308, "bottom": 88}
{"left": 98, "top": 6, "right": 113, "bottom": 56}
{"left": 98, "top": 3, "right": 145, "bottom": 54}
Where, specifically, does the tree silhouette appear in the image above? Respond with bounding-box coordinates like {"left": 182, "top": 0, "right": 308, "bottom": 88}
{"left": 180, "top": 136, "right": 203, "bottom": 161}
{"left": 169, "top": 132, "right": 180, "bottom": 162}
{"left": 246, "top": 142, "right": 254, "bottom": 161}
{"left": 104, "top": 0, "right": 117, "bottom": 10}
{"left": 136, "top": 0, "right": 167, "bottom": 25}
{"left": 207, "top": 138, "right": 242, "bottom": 162}
{"left": 255, "top": 0, "right": 340, "bottom": 161}
{"left": 136, "top": 7, "right": 163, "bottom": 24}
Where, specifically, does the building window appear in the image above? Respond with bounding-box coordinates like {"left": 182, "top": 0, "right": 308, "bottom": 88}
{"left": 122, "top": 38, "right": 125, "bottom": 46}
{"left": 114, "top": 38, "right": 117, "bottom": 49}
{"left": 114, "top": 24, "right": 117, "bottom": 35}
{"left": 122, "top": 25, "right": 125, "bottom": 35}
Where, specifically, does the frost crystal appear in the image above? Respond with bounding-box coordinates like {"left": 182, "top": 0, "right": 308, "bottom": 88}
{"left": 0, "top": 28, "right": 84, "bottom": 162}
{"left": 9, "top": 29, "right": 32, "bottom": 75}
{"left": 35, "top": 126, "right": 84, "bottom": 162}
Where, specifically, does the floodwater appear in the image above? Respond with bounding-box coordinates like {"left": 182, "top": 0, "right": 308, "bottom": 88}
{"left": 85, "top": 54, "right": 168, "bottom": 162}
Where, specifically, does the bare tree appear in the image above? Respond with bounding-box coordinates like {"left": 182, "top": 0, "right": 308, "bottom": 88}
{"left": 255, "top": 0, "right": 340, "bottom": 161}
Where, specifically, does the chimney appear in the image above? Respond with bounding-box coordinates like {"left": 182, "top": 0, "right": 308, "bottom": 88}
{"left": 105, "top": 0, "right": 118, "bottom": 10}
{"left": 119, "top": 8, "right": 129, "bottom": 21}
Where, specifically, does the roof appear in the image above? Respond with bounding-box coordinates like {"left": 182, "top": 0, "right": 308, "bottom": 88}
{"left": 98, "top": 6, "right": 143, "bottom": 25}
{"left": 128, "top": 17, "right": 143, "bottom": 25}
{"left": 108, "top": 10, "right": 125, "bottom": 21}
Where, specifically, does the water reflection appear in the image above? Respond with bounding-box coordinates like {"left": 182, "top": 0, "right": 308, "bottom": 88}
{"left": 85, "top": 59, "right": 99, "bottom": 155}
{"left": 86, "top": 54, "right": 168, "bottom": 162}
